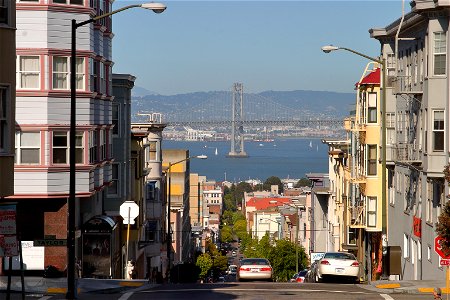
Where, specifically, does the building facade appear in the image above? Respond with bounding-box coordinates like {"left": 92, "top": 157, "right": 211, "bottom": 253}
{"left": 12, "top": 0, "right": 114, "bottom": 273}
{"left": 370, "top": 0, "right": 448, "bottom": 280}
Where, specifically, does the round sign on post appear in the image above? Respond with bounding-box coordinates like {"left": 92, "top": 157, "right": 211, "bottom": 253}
{"left": 435, "top": 236, "right": 450, "bottom": 259}
{"left": 120, "top": 201, "right": 139, "bottom": 225}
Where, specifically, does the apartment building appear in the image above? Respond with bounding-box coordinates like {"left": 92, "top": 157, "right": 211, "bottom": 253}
{"left": 162, "top": 149, "right": 192, "bottom": 264}
{"left": 12, "top": 0, "right": 114, "bottom": 273}
{"left": 130, "top": 113, "right": 167, "bottom": 280}
{"left": 0, "top": 0, "right": 15, "bottom": 199}
{"left": 369, "top": 0, "right": 447, "bottom": 280}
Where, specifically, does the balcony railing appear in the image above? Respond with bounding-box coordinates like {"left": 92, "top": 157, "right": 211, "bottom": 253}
{"left": 349, "top": 205, "right": 365, "bottom": 228}
{"left": 392, "top": 75, "right": 423, "bottom": 94}
{"left": 395, "top": 143, "right": 422, "bottom": 163}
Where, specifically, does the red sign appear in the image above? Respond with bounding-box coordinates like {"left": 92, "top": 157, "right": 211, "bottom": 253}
{"left": 440, "top": 259, "right": 450, "bottom": 266}
{"left": 413, "top": 216, "right": 421, "bottom": 238}
{"left": 435, "top": 236, "right": 450, "bottom": 259}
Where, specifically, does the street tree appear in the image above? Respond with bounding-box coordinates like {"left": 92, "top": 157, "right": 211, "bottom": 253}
{"left": 196, "top": 253, "right": 212, "bottom": 280}
{"left": 219, "top": 225, "right": 233, "bottom": 243}
{"left": 436, "top": 200, "right": 450, "bottom": 256}
{"left": 233, "top": 219, "right": 249, "bottom": 241}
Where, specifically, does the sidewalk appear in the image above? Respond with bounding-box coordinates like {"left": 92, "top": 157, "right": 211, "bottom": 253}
{"left": 0, "top": 276, "right": 159, "bottom": 295}
{"left": 361, "top": 279, "right": 448, "bottom": 295}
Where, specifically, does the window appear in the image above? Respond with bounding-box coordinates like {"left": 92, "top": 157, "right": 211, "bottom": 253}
{"left": 112, "top": 103, "right": 119, "bottom": 135}
{"left": 146, "top": 181, "right": 156, "bottom": 202}
{"left": 367, "top": 197, "right": 377, "bottom": 227}
{"left": 403, "top": 234, "right": 410, "bottom": 258}
{"left": 145, "top": 220, "right": 158, "bottom": 242}
{"left": 90, "top": 59, "right": 99, "bottom": 92}
{"left": 149, "top": 141, "right": 157, "bottom": 161}
{"left": 386, "top": 113, "right": 396, "bottom": 144}
{"left": 18, "top": 56, "right": 40, "bottom": 89}
{"left": 0, "top": 0, "right": 9, "bottom": 24}
{"left": 53, "top": 0, "right": 84, "bottom": 5}
{"left": 53, "top": 57, "right": 84, "bottom": 90}
{"left": 15, "top": 132, "right": 40, "bottom": 164}
{"left": 367, "top": 92, "right": 377, "bottom": 123}
{"left": 53, "top": 57, "right": 68, "bottom": 89}
{"left": 100, "top": 130, "right": 105, "bottom": 161}
{"left": 52, "top": 131, "right": 83, "bottom": 164}
{"left": 347, "top": 227, "right": 356, "bottom": 245}
{"left": 434, "top": 32, "right": 446, "bottom": 75}
{"left": 426, "top": 180, "right": 432, "bottom": 222}
{"left": 108, "top": 163, "right": 119, "bottom": 195}
{"left": 435, "top": 180, "right": 444, "bottom": 221}
{"left": 433, "top": 110, "right": 444, "bottom": 151}
{"left": 0, "top": 86, "right": 9, "bottom": 153}
{"left": 89, "top": 130, "right": 97, "bottom": 163}
{"left": 367, "top": 145, "right": 377, "bottom": 176}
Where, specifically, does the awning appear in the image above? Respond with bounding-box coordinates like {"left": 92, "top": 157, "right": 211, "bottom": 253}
{"left": 83, "top": 215, "right": 117, "bottom": 233}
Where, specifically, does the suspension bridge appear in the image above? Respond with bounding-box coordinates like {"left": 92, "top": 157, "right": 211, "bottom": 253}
{"left": 135, "top": 83, "right": 345, "bottom": 157}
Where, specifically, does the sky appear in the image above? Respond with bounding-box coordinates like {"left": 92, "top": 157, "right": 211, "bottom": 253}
{"left": 112, "top": 0, "right": 409, "bottom": 95}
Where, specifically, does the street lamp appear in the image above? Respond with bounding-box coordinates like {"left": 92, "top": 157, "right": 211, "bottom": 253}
{"left": 269, "top": 200, "right": 305, "bottom": 273}
{"left": 68, "top": 3, "right": 166, "bottom": 299}
{"left": 321, "top": 45, "right": 387, "bottom": 278}
{"left": 166, "top": 154, "right": 207, "bottom": 282}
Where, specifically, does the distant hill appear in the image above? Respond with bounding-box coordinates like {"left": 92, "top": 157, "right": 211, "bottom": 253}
{"left": 131, "top": 88, "right": 355, "bottom": 122}
{"left": 131, "top": 86, "right": 159, "bottom": 97}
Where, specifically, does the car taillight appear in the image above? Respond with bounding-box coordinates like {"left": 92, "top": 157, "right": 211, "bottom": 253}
{"left": 351, "top": 261, "right": 359, "bottom": 267}
{"left": 240, "top": 267, "right": 250, "bottom": 271}
{"left": 260, "top": 267, "right": 272, "bottom": 271}
{"left": 320, "top": 260, "right": 330, "bottom": 265}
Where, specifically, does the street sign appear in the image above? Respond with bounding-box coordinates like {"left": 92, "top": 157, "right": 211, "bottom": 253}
{"left": 120, "top": 201, "right": 139, "bottom": 225}
{"left": 435, "top": 236, "right": 450, "bottom": 259}
{"left": 440, "top": 259, "right": 450, "bottom": 266}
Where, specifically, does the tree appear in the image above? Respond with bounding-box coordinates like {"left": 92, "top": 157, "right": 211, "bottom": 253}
{"left": 219, "top": 225, "right": 233, "bottom": 243}
{"left": 223, "top": 194, "right": 237, "bottom": 211}
{"left": 263, "top": 176, "right": 283, "bottom": 194}
{"left": 294, "top": 177, "right": 311, "bottom": 188}
{"left": 233, "top": 219, "right": 249, "bottom": 241}
{"left": 232, "top": 211, "right": 245, "bottom": 224}
{"left": 196, "top": 253, "right": 212, "bottom": 280}
{"left": 436, "top": 200, "right": 450, "bottom": 256}
{"left": 234, "top": 182, "right": 253, "bottom": 206}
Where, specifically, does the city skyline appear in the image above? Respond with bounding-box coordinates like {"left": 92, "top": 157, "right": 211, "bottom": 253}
{"left": 112, "top": 0, "right": 407, "bottom": 95}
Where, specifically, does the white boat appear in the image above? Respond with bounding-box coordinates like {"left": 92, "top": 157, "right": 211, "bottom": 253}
{"left": 309, "top": 141, "right": 313, "bottom": 148}
{"left": 215, "top": 148, "right": 218, "bottom": 155}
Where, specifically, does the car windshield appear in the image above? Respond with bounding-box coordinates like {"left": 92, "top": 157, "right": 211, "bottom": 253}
{"left": 323, "top": 252, "right": 356, "bottom": 260}
{"left": 241, "top": 259, "right": 269, "bottom": 266}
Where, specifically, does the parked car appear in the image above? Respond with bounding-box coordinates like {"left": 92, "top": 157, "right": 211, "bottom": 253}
{"left": 315, "top": 252, "right": 360, "bottom": 283}
{"left": 237, "top": 258, "right": 272, "bottom": 282}
{"left": 290, "top": 269, "right": 308, "bottom": 283}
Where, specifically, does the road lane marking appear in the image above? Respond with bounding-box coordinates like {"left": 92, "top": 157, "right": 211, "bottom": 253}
{"left": 380, "top": 294, "right": 394, "bottom": 300}
{"left": 140, "top": 288, "right": 371, "bottom": 294}
{"left": 118, "top": 291, "right": 134, "bottom": 300}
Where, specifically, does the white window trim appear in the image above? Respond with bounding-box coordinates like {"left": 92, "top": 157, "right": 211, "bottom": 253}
{"left": 433, "top": 31, "right": 447, "bottom": 76}
{"left": 15, "top": 131, "right": 40, "bottom": 165}
{"left": 107, "top": 162, "right": 120, "bottom": 196}
{"left": 52, "top": 56, "right": 85, "bottom": 90}
{"left": 17, "top": 55, "right": 40, "bottom": 90}
{"left": 432, "top": 110, "right": 445, "bottom": 152}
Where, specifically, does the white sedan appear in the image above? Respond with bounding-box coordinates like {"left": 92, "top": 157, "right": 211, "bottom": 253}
{"left": 237, "top": 258, "right": 272, "bottom": 282}
{"left": 315, "top": 252, "right": 360, "bottom": 283}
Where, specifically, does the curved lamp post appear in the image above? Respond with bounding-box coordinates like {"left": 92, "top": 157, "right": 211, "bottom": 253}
{"left": 269, "top": 200, "right": 305, "bottom": 273}
{"left": 68, "top": 3, "right": 166, "bottom": 299}
{"left": 321, "top": 45, "right": 387, "bottom": 279}
{"left": 166, "top": 154, "right": 207, "bottom": 282}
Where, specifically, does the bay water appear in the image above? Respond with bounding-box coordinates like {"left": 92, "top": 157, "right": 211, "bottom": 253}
{"left": 163, "top": 138, "right": 329, "bottom": 182}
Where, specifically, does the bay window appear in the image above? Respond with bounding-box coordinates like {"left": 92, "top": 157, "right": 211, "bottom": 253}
{"left": 367, "top": 92, "right": 377, "bottom": 123}
{"left": 434, "top": 32, "right": 446, "bottom": 75}
{"left": 53, "top": 57, "right": 84, "bottom": 90}
{"left": 432, "top": 110, "right": 444, "bottom": 151}
{"left": 367, "top": 144, "right": 377, "bottom": 176}
{"left": 52, "top": 131, "right": 83, "bottom": 164}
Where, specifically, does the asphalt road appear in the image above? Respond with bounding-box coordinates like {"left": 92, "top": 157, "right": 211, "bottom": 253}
{"left": 2, "top": 282, "right": 437, "bottom": 300}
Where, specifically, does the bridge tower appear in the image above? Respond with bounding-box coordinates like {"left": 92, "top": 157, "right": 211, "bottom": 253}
{"left": 227, "top": 83, "right": 248, "bottom": 158}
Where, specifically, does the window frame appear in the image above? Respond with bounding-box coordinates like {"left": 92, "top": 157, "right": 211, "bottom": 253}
{"left": 367, "top": 196, "right": 377, "bottom": 227}
{"left": 107, "top": 162, "right": 119, "bottom": 196}
{"left": 0, "top": 0, "right": 10, "bottom": 25}
{"left": 17, "top": 55, "right": 40, "bottom": 89}
{"left": 366, "top": 144, "right": 377, "bottom": 176}
{"left": 15, "top": 131, "right": 40, "bottom": 165}
{"left": 432, "top": 110, "right": 444, "bottom": 152}
{"left": 367, "top": 92, "right": 377, "bottom": 123}
{"left": 52, "top": 131, "right": 84, "bottom": 165}
{"left": 433, "top": 31, "right": 446, "bottom": 76}
{"left": 52, "top": 56, "right": 85, "bottom": 90}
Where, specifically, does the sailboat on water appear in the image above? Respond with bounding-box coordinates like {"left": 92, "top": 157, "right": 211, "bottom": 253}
{"left": 309, "top": 141, "right": 313, "bottom": 148}
{"left": 215, "top": 148, "right": 218, "bottom": 156}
